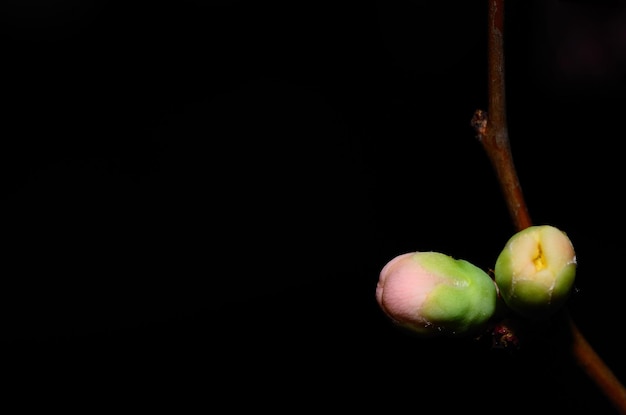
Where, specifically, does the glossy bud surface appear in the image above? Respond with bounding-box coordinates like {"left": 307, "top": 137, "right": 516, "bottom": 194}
{"left": 376, "top": 251, "right": 497, "bottom": 337}
{"left": 495, "top": 225, "right": 577, "bottom": 319}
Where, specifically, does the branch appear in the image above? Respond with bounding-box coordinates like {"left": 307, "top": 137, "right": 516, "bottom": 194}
{"left": 471, "top": 1, "right": 626, "bottom": 413}
{"left": 472, "top": 0, "right": 531, "bottom": 232}
{"left": 567, "top": 313, "right": 626, "bottom": 414}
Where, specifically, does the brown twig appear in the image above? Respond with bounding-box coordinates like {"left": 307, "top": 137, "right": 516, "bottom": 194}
{"left": 567, "top": 312, "right": 626, "bottom": 414}
{"left": 472, "top": 1, "right": 626, "bottom": 413}
{"left": 471, "top": 0, "right": 531, "bottom": 232}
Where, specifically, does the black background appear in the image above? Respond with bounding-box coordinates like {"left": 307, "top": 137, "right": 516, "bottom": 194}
{"left": 3, "top": 1, "right": 626, "bottom": 413}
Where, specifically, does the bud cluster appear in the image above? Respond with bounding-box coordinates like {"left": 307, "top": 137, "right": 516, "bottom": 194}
{"left": 376, "top": 225, "right": 577, "bottom": 337}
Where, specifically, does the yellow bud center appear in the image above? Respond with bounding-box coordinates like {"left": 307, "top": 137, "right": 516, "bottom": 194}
{"left": 532, "top": 243, "right": 546, "bottom": 271}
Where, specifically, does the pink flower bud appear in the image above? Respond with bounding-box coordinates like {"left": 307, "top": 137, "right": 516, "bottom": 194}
{"left": 376, "top": 251, "right": 497, "bottom": 337}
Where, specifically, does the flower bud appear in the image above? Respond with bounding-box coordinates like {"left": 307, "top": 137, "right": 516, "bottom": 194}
{"left": 376, "top": 251, "right": 497, "bottom": 337}
{"left": 494, "top": 225, "right": 577, "bottom": 319}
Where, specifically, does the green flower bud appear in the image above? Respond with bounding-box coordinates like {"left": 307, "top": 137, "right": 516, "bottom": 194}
{"left": 376, "top": 251, "right": 497, "bottom": 337}
{"left": 494, "top": 225, "right": 577, "bottom": 319}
